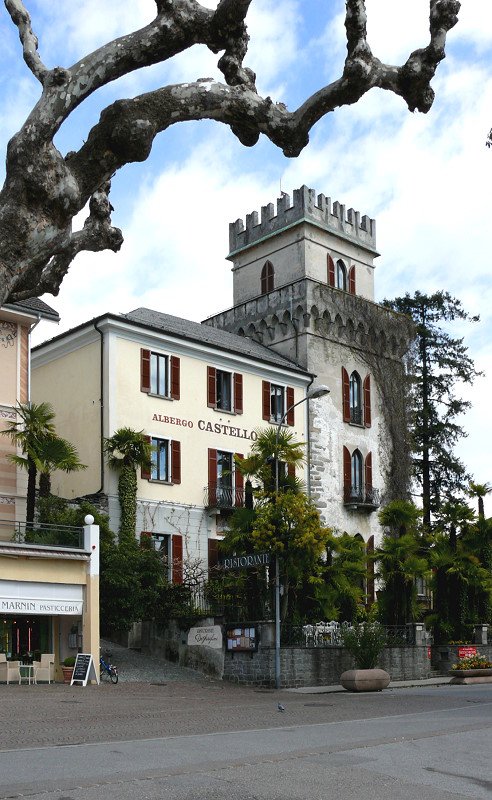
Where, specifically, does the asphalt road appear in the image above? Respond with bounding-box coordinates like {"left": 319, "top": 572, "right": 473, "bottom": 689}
{"left": 1, "top": 681, "right": 491, "bottom": 800}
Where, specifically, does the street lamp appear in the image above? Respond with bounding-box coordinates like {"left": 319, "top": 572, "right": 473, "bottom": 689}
{"left": 273, "top": 384, "right": 330, "bottom": 690}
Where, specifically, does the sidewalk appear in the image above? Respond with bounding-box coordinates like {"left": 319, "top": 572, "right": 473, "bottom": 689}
{"left": 287, "top": 676, "right": 452, "bottom": 693}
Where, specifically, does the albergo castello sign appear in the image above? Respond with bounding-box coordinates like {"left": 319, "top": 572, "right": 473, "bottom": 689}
{"left": 152, "top": 412, "right": 258, "bottom": 441}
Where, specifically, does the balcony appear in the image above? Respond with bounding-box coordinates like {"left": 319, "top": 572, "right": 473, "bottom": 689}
{"left": 203, "top": 486, "right": 247, "bottom": 511}
{"left": 343, "top": 484, "right": 380, "bottom": 511}
{"left": 0, "top": 519, "right": 85, "bottom": 550}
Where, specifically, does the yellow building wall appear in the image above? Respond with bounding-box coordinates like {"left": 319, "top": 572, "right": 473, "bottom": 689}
{"left": 32, "top": 341, "right": 101, "bottom": 498}
{"left": 112, "top": 336, "right": 308, "bottom": 507}
{"left": 0, "top": 556, "right": 87, "bottom": 584}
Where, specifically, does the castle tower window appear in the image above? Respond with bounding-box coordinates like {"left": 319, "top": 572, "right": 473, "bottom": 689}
{"left": 336, "top": 259, "right": 347, "bottom": 291}
{"left": 351, "top": 449, "right": 363, "bottom": 500}
{"left": 261, "top": 261, "right": 274, "bottom": 295}
{"left": 349, "top": 371, "right": 362, "bottom": 425}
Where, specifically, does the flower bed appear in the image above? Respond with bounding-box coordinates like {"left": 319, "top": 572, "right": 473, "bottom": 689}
{"left": 451, "top": 654, "right": 492, "bottom": 671}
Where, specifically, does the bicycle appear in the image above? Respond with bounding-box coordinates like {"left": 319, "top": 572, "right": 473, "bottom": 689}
{"left": 100, "top": 652, "right": 118, "bottom": 683}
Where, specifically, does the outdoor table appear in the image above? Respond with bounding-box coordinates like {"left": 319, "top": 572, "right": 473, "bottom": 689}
{"left": 18, "top": 664, "right": 35, "bottom": 685}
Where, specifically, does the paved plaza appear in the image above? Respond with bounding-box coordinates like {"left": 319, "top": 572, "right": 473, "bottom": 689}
{"left": 1, "top": 644, "right": 491, "bottom": 799}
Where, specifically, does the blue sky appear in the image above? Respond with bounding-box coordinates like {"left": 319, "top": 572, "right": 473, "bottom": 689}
{"left": 2, "top": 1, "right": 491, "bottom": 512}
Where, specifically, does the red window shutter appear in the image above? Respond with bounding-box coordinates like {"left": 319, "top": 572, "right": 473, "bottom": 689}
{"left": 172, "top": 534, "right": 183, "bottom": 584}
{"left": 170, "top": 356, "right": 180, "bottom": 400}
{"left": 141, "top": 435, "right": 151, "bottom": 480}
{"left": 234, "top": 372, "right": 243, "bottom": 414}
{"left": 363, "top": 374, "right": 372, "bottom": 427}
{"left": 366, "top": 535, "right": 375, "bottom": 606}
{"left": 171, "top": 440, "right": 181, "bottom": 484}
{"left": 262, "top": 381, "right": 271, "bottom": 421}
{"left": 207, "top": 366, "right": 216, "bottom": 407}
{"left": 208, "top": 448, "right": 217, "bottom": 506}
{"left": 140, "top": 531, "right": 152, "bottom": 548}
{"left": 141, "top": 349, "right": 151, "bottom": 393}
{"left": 348, "top": 265, "right": 356, "bottom": 295}
{"left": 208, "top": 539, "right": 219, "bottom": 573}
{"left": 327, "top": 254, "right": 335, "bottom": 287}
{"left": 286, "top": 386, "right": 295, "bottom": 426}
{"left": 342, "top": 367, "right": 350, "bottom": 422}
{"left": 365, "top": 451, "right": 373, "bottom": 489}
{"left": 343, "top": 446, "right": 351, "bottom": 496}
{"left": 235, "top": 453, "right": 244, "bottom": 506}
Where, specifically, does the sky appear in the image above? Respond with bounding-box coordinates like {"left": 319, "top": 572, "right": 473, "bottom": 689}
{"left": 1, "top": 0, "right": 491, "bottom": 514}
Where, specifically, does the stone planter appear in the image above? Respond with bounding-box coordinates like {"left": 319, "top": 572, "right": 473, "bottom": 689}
{"left": 340, "top": 668, "right": 391, "bottom": 692}
{"left": 449, "top": 668, "right": 492, "bottom": 685}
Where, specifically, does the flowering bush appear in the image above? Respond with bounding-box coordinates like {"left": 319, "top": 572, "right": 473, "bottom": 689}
{"left": 451, "top": 654, "right": 492, "bottom": 671}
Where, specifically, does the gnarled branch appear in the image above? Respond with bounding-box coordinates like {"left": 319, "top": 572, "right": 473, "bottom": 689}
{"left": 0, "top": 0, "right": 461, "bottom": 306}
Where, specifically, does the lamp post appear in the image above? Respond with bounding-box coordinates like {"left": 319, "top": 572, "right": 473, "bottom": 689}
{"left": 273, "top": 384, "right": 330, "bottom": 690}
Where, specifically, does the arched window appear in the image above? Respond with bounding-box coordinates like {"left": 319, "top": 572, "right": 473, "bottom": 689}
{"left": 261, "top": 261, "right": 274, "bottom": 295}
{"left": 336, "top": 259, "right": 347, "bottom": 291}
{"left": 349, "top": 371, "right": 362, "bottom": 424}
{"left": 351, "top": 449, "right": 363, "bottom": 499}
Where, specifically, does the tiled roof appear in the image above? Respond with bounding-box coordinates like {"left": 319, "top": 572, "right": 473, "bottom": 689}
{"left": 124, "top": 308, "right": 308, "bottom": 374}
{"left": 4, "top": 297, "right": 60, "bottom": 321}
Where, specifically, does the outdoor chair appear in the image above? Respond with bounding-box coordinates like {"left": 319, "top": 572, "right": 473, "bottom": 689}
{"left": 33, "top": 653, "right": 55, "bottom": 684}
{"left": 0, "top": 654, "right": 21, "bottom": 684}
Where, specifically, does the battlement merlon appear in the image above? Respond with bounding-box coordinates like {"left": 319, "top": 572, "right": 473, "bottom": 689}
{"left": 228, "top": 185, "right": 378, "bottom": 258}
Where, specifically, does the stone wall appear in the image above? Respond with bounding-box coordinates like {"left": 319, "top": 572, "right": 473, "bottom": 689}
{"left": 223, "top": 645, "right": 432, "bottom": 688}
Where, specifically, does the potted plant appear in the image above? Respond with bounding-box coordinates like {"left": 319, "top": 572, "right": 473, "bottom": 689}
{"left": 61, "top": 656, "right": 76, "bottom": 684}
{"left": 449, "top": 653, "right": 492, "bottom": 685}
{"left": 340, "top": 622, "right": 390, "bottom": 691}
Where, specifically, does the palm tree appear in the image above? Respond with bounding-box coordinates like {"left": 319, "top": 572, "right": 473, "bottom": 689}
{"left": 236, "top": 427, "right": 306, "bottom": 495}
{"left": 37, "top": 436, "right": 86, "bottom": 497}
{"left": 104, "top": 427, "right": 152, "bottom": 543}
{"left": 1, "top": 402, "right": 56, "bottom": 524}
{"left": 376, "top": 500, "right": 428, "bottom": 625}
{"left": 469, "top": 482, "right": 492, "bottom": 519}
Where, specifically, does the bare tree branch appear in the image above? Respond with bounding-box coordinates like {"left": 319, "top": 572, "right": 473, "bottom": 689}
{"left": 4, "top": 0, "right": 48, "bottom": 84}
{"left": 0, "top": 0, "right": 461, "bottom": 306}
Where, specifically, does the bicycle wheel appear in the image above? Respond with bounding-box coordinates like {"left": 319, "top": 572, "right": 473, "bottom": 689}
{"left": 110, "top": 667, "right": 118, "bottom": 684}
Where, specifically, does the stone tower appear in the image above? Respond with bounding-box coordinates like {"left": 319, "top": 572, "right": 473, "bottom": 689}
{"left": 204, "top": 186, "right": 412, "bottom": 548}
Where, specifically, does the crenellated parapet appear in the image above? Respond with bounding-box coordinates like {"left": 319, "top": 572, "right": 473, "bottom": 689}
{"left": 204, "top": 279, "right": 412, "bottom": 362}
{"left": 228, "top": 185, "right": 377, "bottom": 256}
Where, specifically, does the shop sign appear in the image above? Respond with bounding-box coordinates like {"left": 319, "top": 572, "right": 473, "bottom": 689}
{"left": 0, "top": 598, "right": 83, "bottom": 615}
{"left": 152, "top": 413, "right": 258, "bottom": 441}
{"left": 221, "top": 552, "right": 271, "bottom": 570}
{"left": 71, "top": 653, "right": 98, "bottom": 686}
{"left": 187, "top": 625, "right": 222, "bottom": 649}
{"left": 458, "top": 646, "right": 477, "bottom": 659}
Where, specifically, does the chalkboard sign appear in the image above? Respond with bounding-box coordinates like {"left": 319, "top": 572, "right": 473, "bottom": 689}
{"left": 71, "top": 653, "right": 98, "bottom": 686}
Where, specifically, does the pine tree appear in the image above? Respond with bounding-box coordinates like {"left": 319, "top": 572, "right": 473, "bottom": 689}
{"left": 384, "top": 292, "right": 482, "bottom": 528}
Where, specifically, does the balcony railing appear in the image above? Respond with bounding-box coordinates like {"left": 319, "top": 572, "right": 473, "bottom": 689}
{"left": 350, "top": 407, "right": 363, "bottom": 425}
{"left": 0, "top": 519, "right": 84, "bottom": 549}
{"left": 203, "top": 486, "right": 247, "bottom": 510}
{"left": 343, "top": 484, "right": 380, "bottom": 510}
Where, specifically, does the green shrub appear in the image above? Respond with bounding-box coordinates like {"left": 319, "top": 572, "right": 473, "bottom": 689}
{"left": 341, "top": 622, "right": 387, "bottom": 669}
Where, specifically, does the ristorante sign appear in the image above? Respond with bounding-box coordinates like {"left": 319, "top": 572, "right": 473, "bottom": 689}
{"left": 152, "top": 413, "right": 258, "bottom": 441}
{"left": 0, "top": 598, "right": 83, "bottom": 615}
{"left": 221, "top": 552, "right": 271, "bottom": 570}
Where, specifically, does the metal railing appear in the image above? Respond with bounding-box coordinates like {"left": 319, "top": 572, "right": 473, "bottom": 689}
{"left": 281, "top": 621, "right": 428, "bottom": 648}
{"left": 343, "top": 485, "right": 381, "bottom": 509}
{"left": 0, "top": 519, "right": 84, "bottom": 549}
{"left": 203, "top": 486, "right": 247, "bottom": 510}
